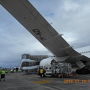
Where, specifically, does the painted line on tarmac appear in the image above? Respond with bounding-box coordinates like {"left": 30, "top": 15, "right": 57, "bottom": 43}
{"left": 32, "top": 80, "right": 51, "bottom": 84}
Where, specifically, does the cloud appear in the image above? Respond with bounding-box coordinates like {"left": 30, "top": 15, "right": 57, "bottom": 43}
{"left": 0, "top": 0, "right": 90, "bottom": 67}
{"left": 0, "top": 4, "right": 51, "bottom": 67}
{"left": 30, "top": 0, "right": 90, "bottom": 48}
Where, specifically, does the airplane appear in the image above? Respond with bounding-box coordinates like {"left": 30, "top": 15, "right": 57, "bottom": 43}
{"left": 21, "top": 54, "right": 49, "bottom": 61}
{"left": 0, "top": 0, "right": 90, "bottom": 74}
{"left": 21, "top": 59, "right": 39, "bottom": 73}
{"left": 20, "top": 54, "right": 48, "bottom": 73}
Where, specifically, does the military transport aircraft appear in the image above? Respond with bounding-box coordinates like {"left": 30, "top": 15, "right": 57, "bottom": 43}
{"left": 0, "top": 0, "right": 90, "bottom": 74}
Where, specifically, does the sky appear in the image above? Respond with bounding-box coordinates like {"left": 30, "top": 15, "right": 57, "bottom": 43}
{"left": 0, "top": 0, "right": 90, "bottom": 68}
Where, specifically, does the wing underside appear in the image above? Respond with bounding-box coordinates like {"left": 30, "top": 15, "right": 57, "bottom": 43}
{"left": 0, "top": 0, "right": 79, "bottom": 57}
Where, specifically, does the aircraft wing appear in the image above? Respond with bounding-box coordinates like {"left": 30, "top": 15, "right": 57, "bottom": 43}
{"left": 0, "top": 0, "right": 79, "bottom": 57}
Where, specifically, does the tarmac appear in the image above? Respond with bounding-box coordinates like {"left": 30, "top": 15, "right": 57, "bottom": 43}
{"left": 0, "top": 72, "right": 90, "bottom": 90}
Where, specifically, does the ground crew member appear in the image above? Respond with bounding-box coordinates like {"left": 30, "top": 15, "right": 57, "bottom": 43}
{"left": 0, "top": 70, "right": 6, "bottom": 81}
{"left": 0, "top": 70, "right": 1, "bottom": 81}
{"left": 39, "top": 68, "right": 46, "bottom": 77}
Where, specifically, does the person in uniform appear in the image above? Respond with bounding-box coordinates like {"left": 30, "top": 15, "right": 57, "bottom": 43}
{"left": 0, "top": 70, "right": 6, "bottom": 81}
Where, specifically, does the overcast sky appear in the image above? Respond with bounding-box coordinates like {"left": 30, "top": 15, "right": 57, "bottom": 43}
{"left": 0, "top": 0, "right": 90, "bottom": 68}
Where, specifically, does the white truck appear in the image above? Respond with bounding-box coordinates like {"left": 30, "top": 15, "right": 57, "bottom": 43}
{"left": 39, "top": 57, "right": 72, "bottom": 77}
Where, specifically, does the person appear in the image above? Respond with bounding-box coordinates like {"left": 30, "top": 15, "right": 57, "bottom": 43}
{"left": 16, "top": 68, "right": 19, "bottom": 72}
{"left": 0, "top": 70, "right": 6, "bottom": 81}
{"left": 0, "top": 70, "right": 2, "bottom": 81}
{"left": 39, "top": 68, "right": 46, "bottom": 77}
